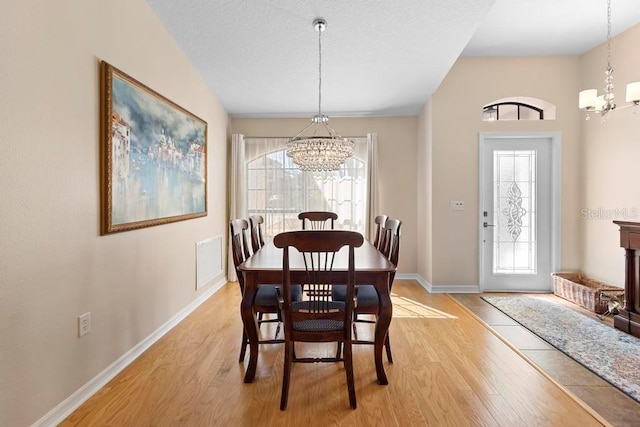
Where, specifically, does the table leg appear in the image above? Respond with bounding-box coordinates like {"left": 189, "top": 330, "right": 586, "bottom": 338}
{"left": 240, "top": 272, "right": 260, "bottom": 383}
{"left": 374, "top": 272, "right": 392, "bottom": 385}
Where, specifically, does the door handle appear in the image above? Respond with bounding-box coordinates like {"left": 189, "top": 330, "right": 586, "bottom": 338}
{"left": 483, "top": 222, "right": 495, "bottom": 228}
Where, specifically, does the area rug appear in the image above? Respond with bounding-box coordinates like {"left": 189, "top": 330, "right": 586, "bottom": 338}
{"left": 481, "top": 296, "right": 640, "bottom": 403}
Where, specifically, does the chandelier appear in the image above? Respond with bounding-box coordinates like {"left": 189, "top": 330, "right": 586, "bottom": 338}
{"left": 286, "top": 19, "right": 354, "bottom": 172}
{"left": 578, "top": 0, "right": 640, "bottom": 120}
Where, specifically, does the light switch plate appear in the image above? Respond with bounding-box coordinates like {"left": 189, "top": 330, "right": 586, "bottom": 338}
{"left": 79, "top": 312, "right": 91, "bottom": 337}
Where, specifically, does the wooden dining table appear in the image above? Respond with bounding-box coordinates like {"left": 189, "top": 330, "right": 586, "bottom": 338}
{"left": 237, "top": 237, "right": 396, "bottom": 385}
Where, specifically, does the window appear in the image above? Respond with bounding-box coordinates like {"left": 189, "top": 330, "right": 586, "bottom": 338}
{"left": 245, "top": 137, "right": 369, "bottom": 239}
{"left": 482, "top": 97, "right": 556, "bottom": 121}
{"left": 483, "top": 102, "right": 543, "bottom": 121}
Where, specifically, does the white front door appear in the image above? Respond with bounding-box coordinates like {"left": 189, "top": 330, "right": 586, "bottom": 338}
{"left": 479, "top": 133, "right": 560, "bottom": 292}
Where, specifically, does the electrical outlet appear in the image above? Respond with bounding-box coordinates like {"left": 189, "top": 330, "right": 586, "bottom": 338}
{"left": 450, "top": 200, "right": 465, "bottom": 211}
{"left": 78, "top": 312, "right": 91, "bottom": 337}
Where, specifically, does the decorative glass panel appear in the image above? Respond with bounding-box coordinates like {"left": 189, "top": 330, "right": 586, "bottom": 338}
{"left": 493, "top": 150, "right": 537, "bottom": 274}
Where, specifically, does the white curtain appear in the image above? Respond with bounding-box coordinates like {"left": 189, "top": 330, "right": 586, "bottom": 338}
{"left": 228, "top": 134, "right": 247, "bottom": 282}
{"left": 229, "top": 133, "right": 377, "bottom": 279}
{"left": 367, "top": 132, "right": 380, "bottom": 241}
{"left": 245, "top": 137, "right": 287, "bottom": 161}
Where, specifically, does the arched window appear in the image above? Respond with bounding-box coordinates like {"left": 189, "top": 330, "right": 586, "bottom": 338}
{"left": 482, "top": 97, "right": 556, "bottom": 121}
{"left": 245, "top": 137, "right": 369, "bottom": 238}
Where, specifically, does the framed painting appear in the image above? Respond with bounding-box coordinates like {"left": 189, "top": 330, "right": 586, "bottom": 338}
{"left": 100, "top": 61, "right": 207, "bottom": 234}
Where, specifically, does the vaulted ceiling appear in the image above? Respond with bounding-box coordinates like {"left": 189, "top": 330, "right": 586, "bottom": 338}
{"left": 146, "top": 0, "right": 640, "bottom": 118}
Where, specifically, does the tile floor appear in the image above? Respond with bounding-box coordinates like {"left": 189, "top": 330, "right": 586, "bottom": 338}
{"left": 451, "top": 293, "right": 640, "bottom": 427}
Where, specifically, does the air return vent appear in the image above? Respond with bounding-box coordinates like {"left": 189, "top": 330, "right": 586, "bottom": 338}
{"left": 196, "top": 235, "right": 222, "bottom": 290}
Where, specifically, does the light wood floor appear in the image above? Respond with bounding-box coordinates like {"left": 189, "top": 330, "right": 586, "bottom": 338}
{"left": 453, "top": 293, "right": 640, "bottom": 427}
{"left": 62, "top": 281, "right": 611, "bottom": 426}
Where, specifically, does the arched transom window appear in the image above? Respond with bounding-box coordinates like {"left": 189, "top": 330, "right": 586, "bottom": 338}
{"left": 483, "top": 97, "right": 556, "bottom": 121}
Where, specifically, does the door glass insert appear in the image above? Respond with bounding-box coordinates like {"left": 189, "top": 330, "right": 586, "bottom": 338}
{"left": 493, "top": 150, "right": 536, "bottom": 274}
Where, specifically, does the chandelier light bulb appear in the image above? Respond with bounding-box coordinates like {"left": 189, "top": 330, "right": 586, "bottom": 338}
{"left": 626, "top": 82, "right": 640, "bottom": 103}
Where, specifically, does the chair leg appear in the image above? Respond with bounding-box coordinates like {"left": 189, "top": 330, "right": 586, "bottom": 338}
{"left": 344, "top": 340, "right": 357, "bottom": 409}
{"left": 335, "top": 341, "right": 343, "bottom": 360}
{"left": 274, "top": 322, "right": 281, "bottom": 339}
{"left": 385, "top": 334, "right": 393, "bottom": 363}
{"left": 275, "top": 307, "right": 283, "bottom": 339}
{"left": 239, "top": 329, "right": 248, "bottom": 362}
{"left": 280, "top": 340, "right": 293, "bottom": 410}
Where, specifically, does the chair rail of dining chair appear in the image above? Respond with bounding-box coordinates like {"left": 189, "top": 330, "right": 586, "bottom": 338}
{"left": 298, "top": 211, "right": 338, "bottom": 230}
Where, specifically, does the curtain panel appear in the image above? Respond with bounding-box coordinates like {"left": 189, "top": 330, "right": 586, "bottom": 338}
{"left": 229, "top": 133, "right": 377, "bottom": 282}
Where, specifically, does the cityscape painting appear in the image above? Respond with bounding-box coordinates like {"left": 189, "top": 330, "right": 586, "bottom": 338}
{"left": 100, "top": 61, "right": 207, "bottom": 234}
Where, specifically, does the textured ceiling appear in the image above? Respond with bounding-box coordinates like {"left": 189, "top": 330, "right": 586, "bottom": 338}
{"left": 145, "top": 0, "right": 640, "bottom": 118}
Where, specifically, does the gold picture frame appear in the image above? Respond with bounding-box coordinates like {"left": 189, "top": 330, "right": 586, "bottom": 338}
{"left": 100, "top": 61, "right": 207, "bottom": 234}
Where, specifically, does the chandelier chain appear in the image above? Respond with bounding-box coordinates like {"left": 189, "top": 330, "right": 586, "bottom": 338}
{"left": 286, "top": 18, "right": 354, "bottom": 172}
{"left": 318, "top": 23, "right": 322, "bottom": 117}
{"left": 606, "top": 0, "right": 612, "bottom": 69}
{"left": 602, "top": 0, "right": 615, "bottom": 116}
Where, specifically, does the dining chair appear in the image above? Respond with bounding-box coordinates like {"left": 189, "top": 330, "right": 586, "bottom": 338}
{"left": 248, "top": 214, "right": 265, "bottom": 253}
{"left": 378, "top": 217, "right": 401, "bottom": 259}
{"left": 273, "top": 230, "right": 363, "bottom": 410}
{"left": 298, "top": 211, "right": 337, "bottom": 230}
{"left": 372, "top": 214, "right": 388, "bottom": 249}
{"left": 297, "top": 211, "right": 338, "bottom": 299}
{"left": 333, "top": 218, "right": 401, "bottom": 363}
{"left": 230, "top": 219, "right": 297, "bottom": 362}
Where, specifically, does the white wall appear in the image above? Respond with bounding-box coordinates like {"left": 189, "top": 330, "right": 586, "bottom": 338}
{"left": 580, "top": 24, "right": 640, "bottom": 286}
{"left": 0, "top": 1, "right": 228, "bottom": 425}
{"left": 422, "top": 56, "right": 583, "bottom": 289}
{"left": 231, "top": 117, "right": 418, "bottom": 274}
{"left": 417, "top": 99, "right": 433, "bottom": 283}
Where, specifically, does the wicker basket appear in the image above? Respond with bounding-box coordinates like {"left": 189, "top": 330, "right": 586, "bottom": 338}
{"left": 551, "top": 272, "right": 624, "bottom": 314}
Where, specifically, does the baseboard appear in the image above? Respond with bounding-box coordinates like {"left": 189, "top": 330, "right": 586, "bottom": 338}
{"left": 432, "top": 284, "right": 480, "bottom": 293}
{"left": 396, "top": 273, "right": 431, "bottom": 290}
{"left": 396, "top": 273, "right": 480, "bottom": 294}
{"left": 32, "top": 277, "right": 228, "bottom": 427}
{"left": 33, "top": 272, "right": 479, "bottom": 425}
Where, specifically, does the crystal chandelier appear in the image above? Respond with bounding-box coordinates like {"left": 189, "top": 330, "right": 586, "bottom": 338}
{"left": 286, "top": 19, "right": 354, "bottom": 172}
{"left": 578, "top": 0, "right": 640, "bottom": 120}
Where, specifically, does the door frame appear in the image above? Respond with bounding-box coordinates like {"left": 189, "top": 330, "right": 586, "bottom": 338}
{"left": 478, "top": 132, "right": 562, "bottom": 292}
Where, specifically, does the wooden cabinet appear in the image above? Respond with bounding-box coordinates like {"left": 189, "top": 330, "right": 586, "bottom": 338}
{"left": 613, "top": 221, "right": 640, "bottom": 338}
